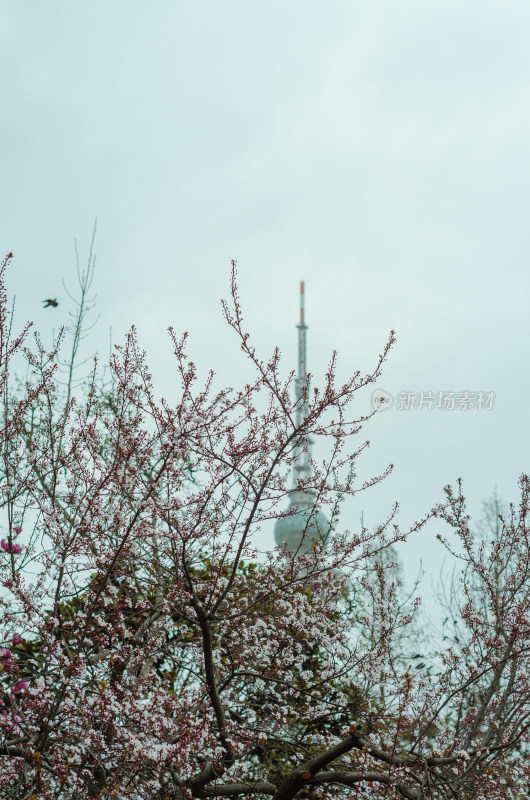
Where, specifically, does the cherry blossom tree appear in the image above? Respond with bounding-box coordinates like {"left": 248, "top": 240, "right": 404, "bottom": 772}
{"left": 0, "top": 253, "right": 529, "bottom": 800}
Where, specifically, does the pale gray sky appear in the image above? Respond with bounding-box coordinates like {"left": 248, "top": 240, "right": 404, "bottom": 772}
{"left": 2, "top": 1, "right": 529, "bottom": 592}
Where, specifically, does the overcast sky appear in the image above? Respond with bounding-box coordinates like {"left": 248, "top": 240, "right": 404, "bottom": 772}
{"left": 2, "top": 1, "right": 529, "bottom": 599}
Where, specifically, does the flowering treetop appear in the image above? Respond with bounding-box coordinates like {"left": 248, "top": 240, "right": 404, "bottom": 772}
{"left": 0, "top": 254, "right": 528, "bottom": 800}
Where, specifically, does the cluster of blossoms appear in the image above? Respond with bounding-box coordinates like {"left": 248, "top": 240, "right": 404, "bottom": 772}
{"left": 1, "top": 646, "right": 27, "bottom": 687}
{"left": 0, "top": 540, "right": 22, "bottom": 554}
{"left": 1, "top": 524, "right": 23, "bottom": 554}
{"left": 0, "top": 647, "right": 27, "bottom": 738}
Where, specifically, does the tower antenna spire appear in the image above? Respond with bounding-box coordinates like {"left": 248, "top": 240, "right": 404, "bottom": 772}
{"left": 273, "top": 280, "right": 329, "bottom": 553}
{"left": 273, "top": 281, "right": 329, "bottom": 553}
{"left": 294, "top": 280, "right": 310, "bottom": 486}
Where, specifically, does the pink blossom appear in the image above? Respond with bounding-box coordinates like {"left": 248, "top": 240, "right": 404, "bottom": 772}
{"left": 0, "top": 539, "right": 22, "bottom": 554}
{"left": 12, "top": 633, "right": 22, "bottom": 646}
{"left": 2, "top": 650, "right": 11, "bottom": 661}
{"left": 13, "top": 525, "right": 22, "bottom": 534}
{"left": 0, "top": 539, "right": 22, "bottom": 553}
{"left": 11, "top": 681, "right": 28, "bottom": 693}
